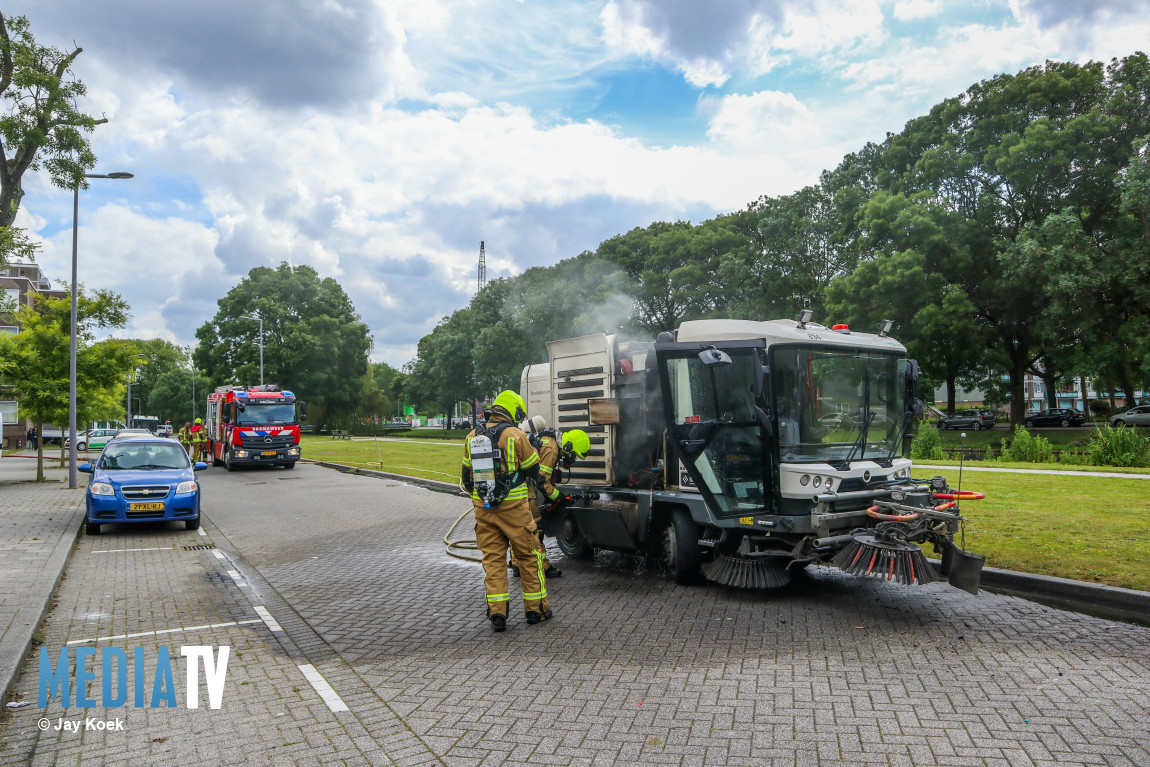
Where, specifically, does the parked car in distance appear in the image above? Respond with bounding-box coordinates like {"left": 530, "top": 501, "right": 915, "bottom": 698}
{"left": 155, "top": 423, "right": 174, "bottom": 437}
{"left": 63, "top": 428, "right": 118, "bottom": 452}
{"left": 1110, "top": 405, "right": 1150, "bottom": 428}
{"left": 79, "top": 437, "right": 207, "bottom": 534}
{"left": 114, "top": 428, "right": 153, "bottom": 437}
{"left": 818, "top": 412, "right": 851, "bottom": 428}
{"left": 937, "top": 409, "right": 996, "bottom": 430}
{"left": 1024, "top": 408, "right": 1086, "bottom": 428}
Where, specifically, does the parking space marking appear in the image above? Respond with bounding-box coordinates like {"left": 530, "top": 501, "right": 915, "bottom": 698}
{"left": 226, "top": 569, "right": 245, "bottom": 583}
{"left": 298, "top": 664, "right": 350, "bottom": 713}
{"left": 90, "top": 546, "right": 176, "bottom": 554}
{"left": 253, "top": 605, "right": 284, "bottom": 633}
{"left": 197, "top": 527, "right": 207, "bottom": 536}
{"left": 212, "top": 549, "right": 226, "bottom": 560}
{"left": 66, "top": 619, "right": 263, "bottom": 645}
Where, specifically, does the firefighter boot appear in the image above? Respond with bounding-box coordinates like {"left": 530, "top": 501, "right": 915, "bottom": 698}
{"left": 491, "top": 614, "right": 506, "bottom": 632}
{"left": 545, "top": 566, "right": 563, "bottom": 578}
{"left": 525, "top": 609, "right": 553, "bottom": 624}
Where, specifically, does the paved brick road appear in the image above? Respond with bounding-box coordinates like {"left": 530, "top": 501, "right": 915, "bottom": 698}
{"left": 3, "top": 462, "right": 1149, "bottom": 766}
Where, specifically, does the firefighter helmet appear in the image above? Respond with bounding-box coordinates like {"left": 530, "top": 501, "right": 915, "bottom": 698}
{"left": 492, "top": 390, "right": 527, "bottom": 422}
{"left": 561, "top": 429, "right": 590, "bottom": 459}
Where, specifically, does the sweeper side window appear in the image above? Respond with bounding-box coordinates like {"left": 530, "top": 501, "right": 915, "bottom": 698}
{"left": 772, "top": 346, "right": 907, "bottom": 464}
{"left": 666, "top": 352, "right": 765, "bottom": 512}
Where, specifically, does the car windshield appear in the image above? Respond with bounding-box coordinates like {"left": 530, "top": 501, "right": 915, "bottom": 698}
{"left": 236, "top": 402, "right": 296, "bottom": 426}
{"left": 772, "top": 345, "right": 908, "bottom": 464}
{"left": 99, "top": 442, "right": 190, "bottom": 470}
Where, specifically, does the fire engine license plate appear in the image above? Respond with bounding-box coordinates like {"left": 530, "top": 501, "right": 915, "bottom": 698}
{"left": 128, "top": 502, "right": 164, "bottom": 511}
{"left": 261, "top": 451, "right": 277, "bottom": 456}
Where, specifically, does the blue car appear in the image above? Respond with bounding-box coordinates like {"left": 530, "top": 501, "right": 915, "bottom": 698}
{"left": 80, "top": 437, "right": 207, "bottom": 534}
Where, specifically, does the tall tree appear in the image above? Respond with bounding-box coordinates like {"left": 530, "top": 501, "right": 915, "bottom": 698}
{"left": 194, "top": 262, "right": 372, "bottom": 423}
{"left": 0, "top": 12, "right": 106, "bottom": 263}
{"left": 868, "top": 55, "right": 1149, "bottom": 424}
{"left": 146, "top": 367, "right": 212, "bottom": 428}
{"left": 0, "top": 290, "right": 131, "bottom": 479}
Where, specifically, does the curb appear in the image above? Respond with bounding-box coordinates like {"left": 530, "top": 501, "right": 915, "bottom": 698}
{"left": 977, "top": 566, "right": 1150, "bottom": 627}
{"left": 1, "top": 487, "right": 85, "bottom": 705}
{"left": 304, "top": 460, "right": 461, "bottom": 496}
{"left": 304, "top": 459, "right": 1150, "bottom": 627}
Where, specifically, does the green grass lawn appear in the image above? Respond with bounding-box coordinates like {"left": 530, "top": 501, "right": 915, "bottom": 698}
{"left": 301, "top": 435, "right": 1150, "bottom": 592}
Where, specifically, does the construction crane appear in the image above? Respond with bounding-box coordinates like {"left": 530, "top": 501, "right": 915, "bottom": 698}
{"left": 477, "top": 241, "right": 486, "bottom": 294}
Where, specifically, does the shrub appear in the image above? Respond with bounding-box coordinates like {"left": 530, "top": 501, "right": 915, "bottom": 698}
{"left": 910, "top": 422, "right": 944, "bottom": 461}
{"left": 1087, "top": 426, "right": 1150, "bottom": 467}
{"left": 1088, "top": 400, "right": 1112, "bottom": 419}
{"left": 999, "top": 425, "right": 1054, "bottom": 463}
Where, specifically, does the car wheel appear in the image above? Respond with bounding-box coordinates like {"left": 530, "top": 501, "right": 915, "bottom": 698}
{"left": 1113, "top": 419, "right": 1126, "bottom": 428}
{"left": 281, "top": 461, "right": 296, "bottom": 470}
{"left": 661, "top": 509, "right": 702, "bottom": 585}
{"left": 77, "top": 442, "right": 87, "bottom": 451}
{"left": 971, "top": 422, "right": 981, "bottom": 431}
{"left": 1025, "top": 419, "right": 1035, "bottom": 428}
{"left": 555, "top": 513, "right": 593, "bottom": 560}
{"left": 225, "top": 450, "right": 236, "bottom": 472}
{"left": 85, "top": 521, "right": 101, "bottom": 536}
{"left": 185, "top": 516, "right": 200, "bottom": 531}
{"left": 1061, "top": 419, "right": 1070, "bottom": 428}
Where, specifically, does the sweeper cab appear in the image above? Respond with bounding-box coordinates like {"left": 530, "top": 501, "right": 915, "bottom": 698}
{"left": 520, "top": 316, "right": 985, "bottom": 593}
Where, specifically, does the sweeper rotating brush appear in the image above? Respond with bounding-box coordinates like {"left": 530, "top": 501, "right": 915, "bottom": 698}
{"left": 704, "top": 553, "right": 792, "bottom": 589}
{"left": 831, "top": 533, "right": 941, "bottom": 586}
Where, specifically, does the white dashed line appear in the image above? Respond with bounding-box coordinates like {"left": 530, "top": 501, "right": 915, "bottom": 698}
{"left": 253, "top": 605, "right": 284, "bottom": 633}
{"left": 67, "top": 619, "right": 263, "bottom": 645}
{"left": 197, "top": 527, "right": 207, "bottom": 536}
{"left": 212, "top": 549, "right": 226, "bottom": 560}
{"left": 298, "top": 664, "right": 350, "bottom": 713}
{"left": 90, "top": 547, "right": 175, "bottom": 554}
{"left": 226, "top": 569, "right": 244, "bottom": 583}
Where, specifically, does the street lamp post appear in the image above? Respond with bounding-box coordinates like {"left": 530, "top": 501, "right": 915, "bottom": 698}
{"left": 241, "top": 313, "right": 264, "bottom": 386}
{"left": 69, "top": 172, "right": 133, "bottom": 489}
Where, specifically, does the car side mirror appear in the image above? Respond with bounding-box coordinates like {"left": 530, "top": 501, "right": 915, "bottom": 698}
{"left": 78, "top": 463, "right": 93, "bottom": 473}
{"left": 194, "top": 462, "right": 208, "bottom": 471}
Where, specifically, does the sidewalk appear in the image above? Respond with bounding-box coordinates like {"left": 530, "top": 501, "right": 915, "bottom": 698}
{"left": 0, "top": 454, "right": 86, "bottom": 704}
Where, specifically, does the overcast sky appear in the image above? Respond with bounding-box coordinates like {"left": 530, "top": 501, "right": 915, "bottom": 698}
{"left": 10, "top": 0, "right": 1150, "bottom": 367}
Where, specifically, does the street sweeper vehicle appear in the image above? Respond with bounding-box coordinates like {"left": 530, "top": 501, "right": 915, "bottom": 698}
{"left": 520, "top": 315, "right": 986, "bottom": 593}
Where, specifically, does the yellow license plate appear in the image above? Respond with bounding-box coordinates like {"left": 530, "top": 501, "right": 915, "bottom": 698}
{"left": 128, "top": 502, "right": 165, "bottom": 511}
{"left": 261, "top": 451, "right": 277, "bottom": 456}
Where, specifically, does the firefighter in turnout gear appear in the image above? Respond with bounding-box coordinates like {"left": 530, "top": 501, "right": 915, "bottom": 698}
{"left": 191, "top": 418, "right": 208, "bottom": 462}
{"left": 178, "top": 422, "right": 193, "bottom": 456}
{"left": 461, "top": 390, "right": 550, "bottom": 633}
{"left": 509, "top": 422, "right": 590, "bottom": 579}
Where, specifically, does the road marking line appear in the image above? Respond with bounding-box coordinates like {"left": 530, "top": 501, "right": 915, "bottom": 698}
{"left": 91, "top": 547, "right": 175, "bottom": 554}
{"left": 212, "top": 549, "right": 226, "bottom": 560}
{"left": 197, "top": 528, "right": 207, "bottom": 536}
{"left": 298, "top": 664, "right": 350, "bottom": 713}
{"left": 226, "top": 569, "right": 244, "bottom": 582}
{"left": 253, "top": 605, "right": 284, "bottom": 633}
{"left": 67, "top": 619, "right": 263, "bottom": 645}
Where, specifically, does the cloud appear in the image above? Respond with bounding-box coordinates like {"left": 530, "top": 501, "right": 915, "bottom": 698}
{"left": 601, "top": 0, "right": 887, "bottom": 86}
{"left": 892, "top": 0, "right": 942, "bottom": 22}
{"left": 11, "top": 0, "right": 415, "bottom": 107}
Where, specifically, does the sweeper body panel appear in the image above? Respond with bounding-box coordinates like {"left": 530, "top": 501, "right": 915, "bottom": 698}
{"left": 522, "top": 317, "right": 984, "bottom": 593}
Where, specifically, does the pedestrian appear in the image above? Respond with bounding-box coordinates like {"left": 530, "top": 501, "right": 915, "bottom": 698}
{"left": 27, "top": 426, "right": 37, "bottom": 450}
{"left": 178, "top": 421, "right": 193, "bottom": 456}
{"left": 461, "top": 390, "right": 550, "bottom": 633}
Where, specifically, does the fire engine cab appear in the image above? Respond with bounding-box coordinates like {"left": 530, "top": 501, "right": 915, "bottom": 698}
{"left": 206, "top": 384, "right": 303, "bottom": 471}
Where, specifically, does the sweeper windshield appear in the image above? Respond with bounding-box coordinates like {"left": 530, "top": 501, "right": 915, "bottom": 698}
{"left": 772, "top": 345, "right": 909, "bottom": 464}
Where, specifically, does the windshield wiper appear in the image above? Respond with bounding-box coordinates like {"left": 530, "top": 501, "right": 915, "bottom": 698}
{"left": 834, "top": 371, "right": 872, "bottom": 470}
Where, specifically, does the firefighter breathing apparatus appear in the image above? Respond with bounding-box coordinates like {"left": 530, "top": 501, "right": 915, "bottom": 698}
{"left": 446, "top": 393, "right": 533, "bottom": 562}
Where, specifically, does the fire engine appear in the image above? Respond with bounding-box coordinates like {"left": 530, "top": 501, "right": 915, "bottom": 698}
{"left": 205, "top": 384, "right": 304, "bottom": 471}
